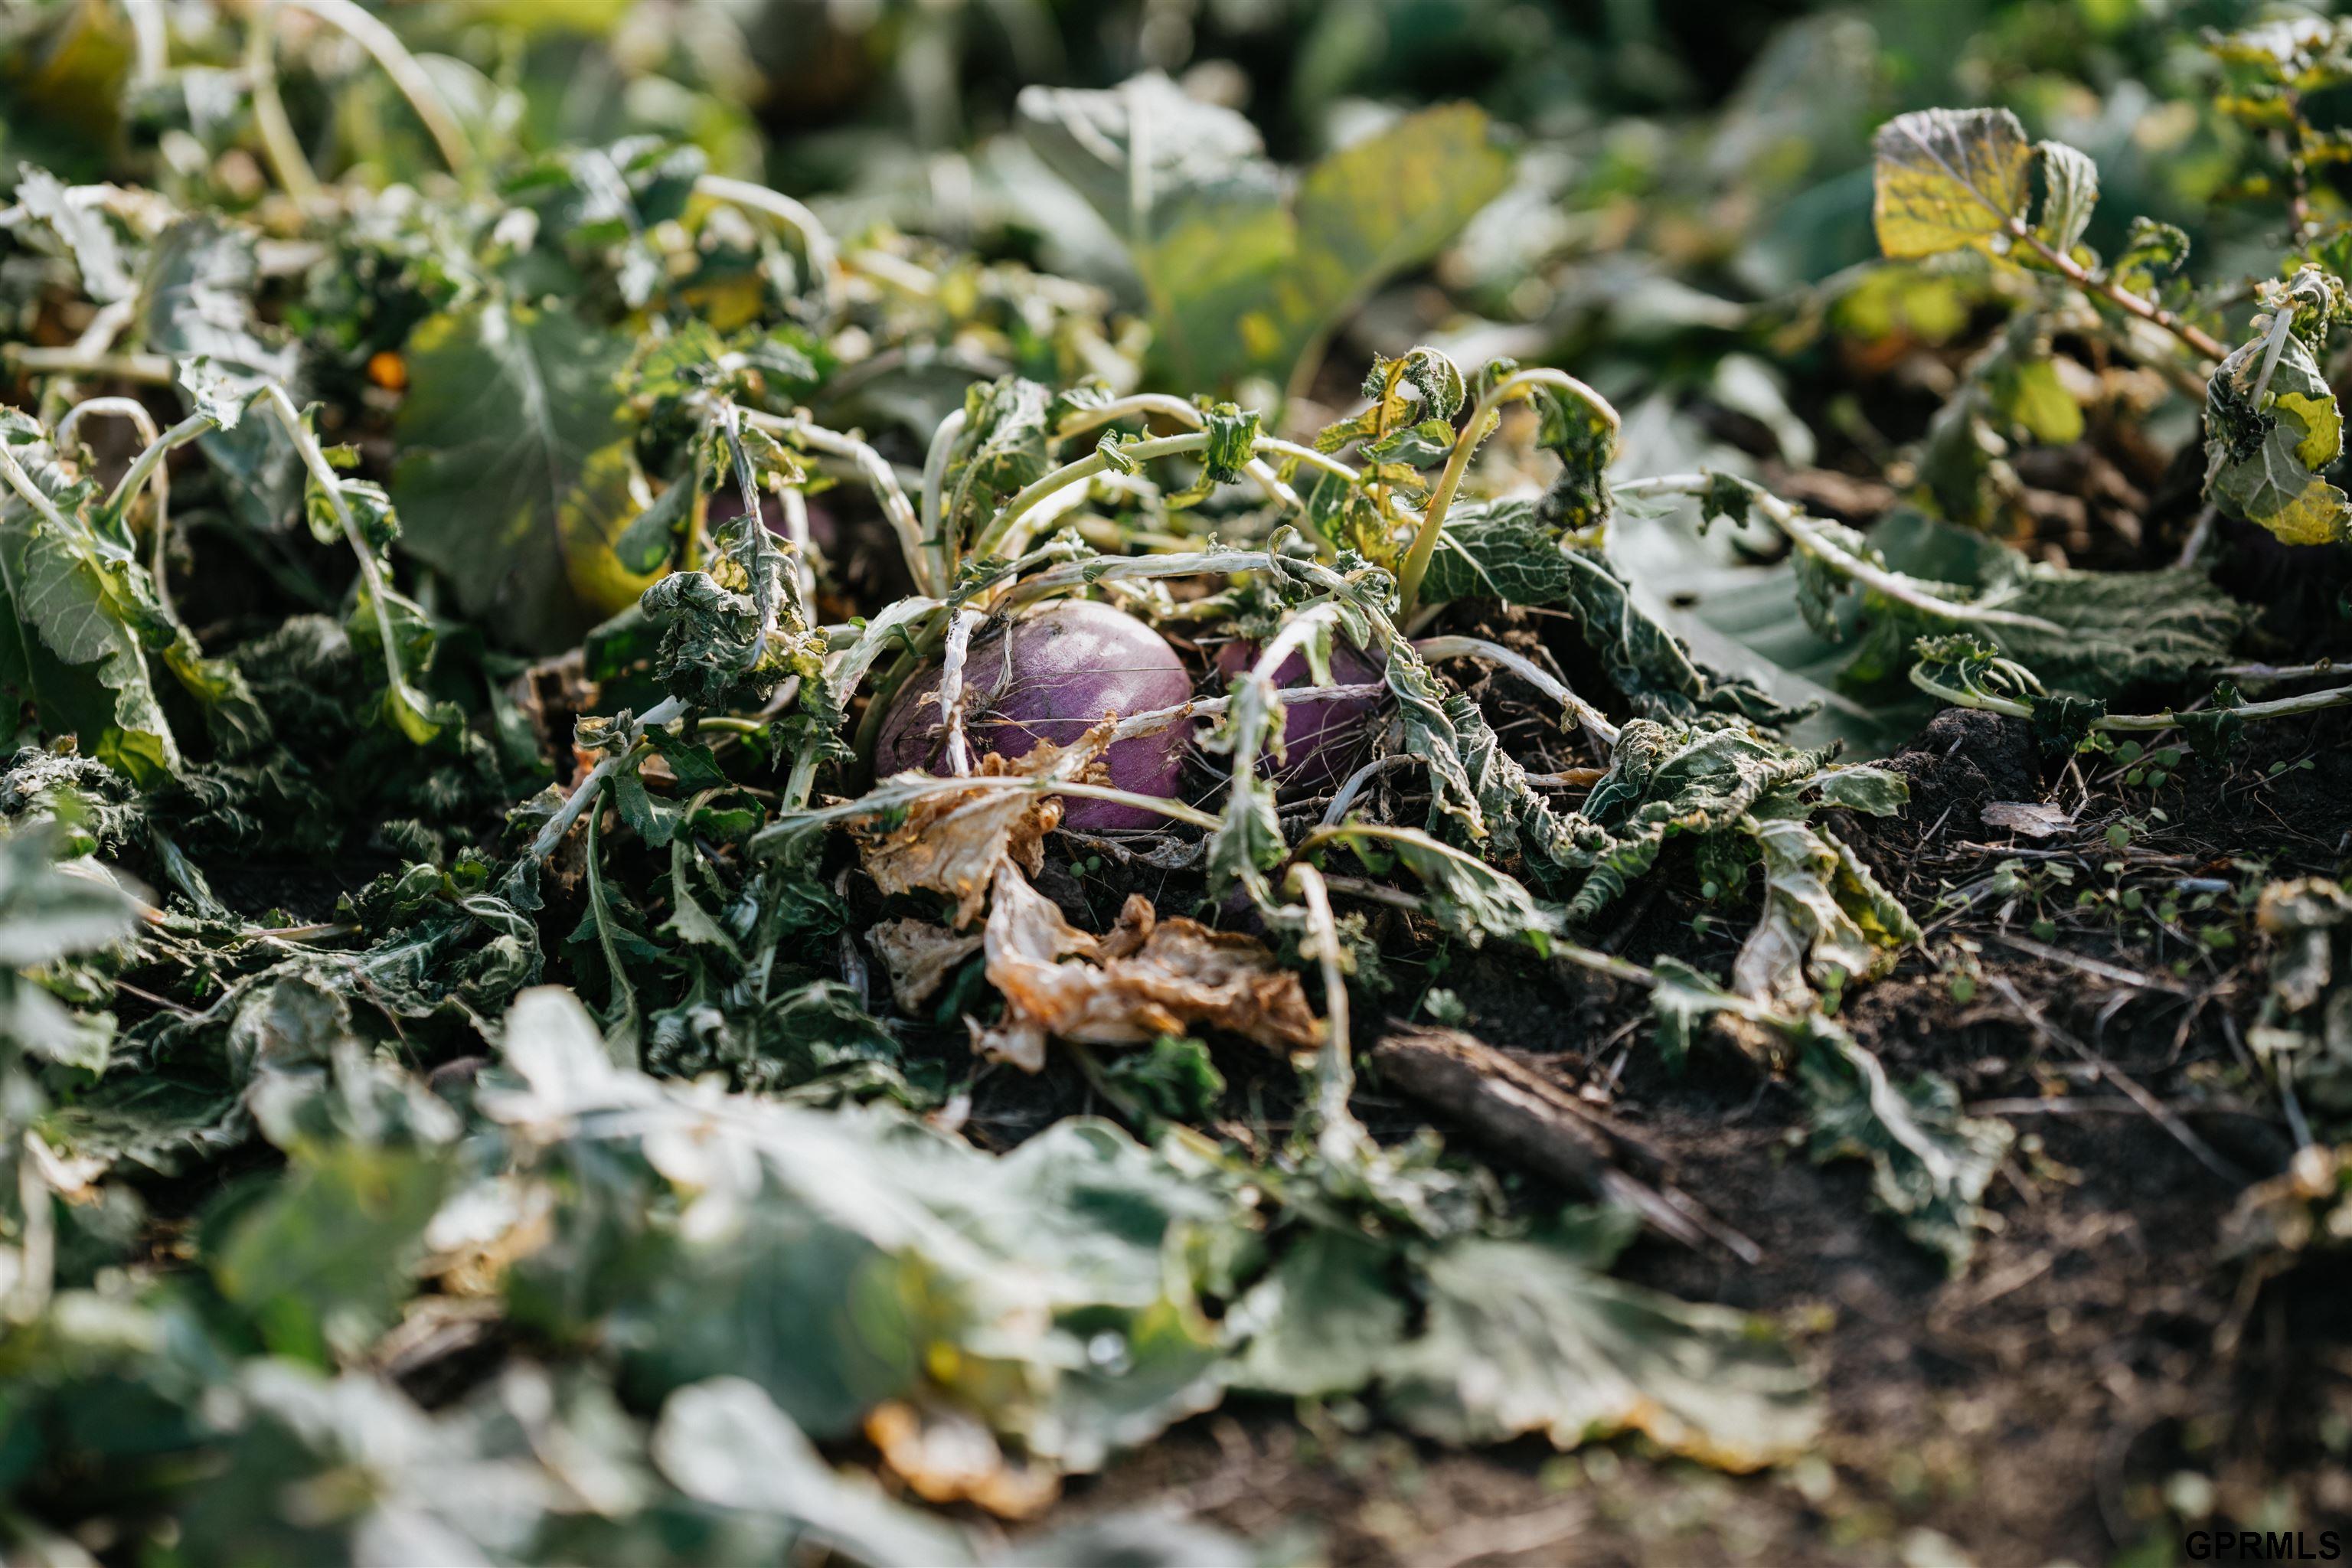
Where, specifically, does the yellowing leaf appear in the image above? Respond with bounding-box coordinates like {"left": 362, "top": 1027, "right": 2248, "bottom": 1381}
{"left": 389, "top": 299, "right": 636, "bottom": 652}
{"left": 1871, "top": 107, "right": 2033, "bottom": 260}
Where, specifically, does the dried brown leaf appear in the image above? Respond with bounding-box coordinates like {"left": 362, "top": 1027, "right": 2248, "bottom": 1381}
{"left": 864, "top": 1400, "right": 1060, "bottom": 1518}
{"left": 855, "top": 743, "right": 1081, "bottom": 928}
{"left": 973, "top": 864, "right": 1320, "bottom": 1072}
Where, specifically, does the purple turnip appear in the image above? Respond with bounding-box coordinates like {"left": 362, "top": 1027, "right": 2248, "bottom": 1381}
{"left": 876, "top": 599, "right": 1192, "bottom": 830}
{"left": 1212, "top": 635, "right": 1386, "bottom": 789}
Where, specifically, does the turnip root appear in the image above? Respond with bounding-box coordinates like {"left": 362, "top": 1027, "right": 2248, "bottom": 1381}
{"left": 876, "top": 599, "right": 1192, "bottom": 830}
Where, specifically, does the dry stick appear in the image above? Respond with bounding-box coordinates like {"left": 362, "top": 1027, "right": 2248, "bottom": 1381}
{"left": 1988, "top": 975, "right": 2248, "bottom": 1185}
{"left": 1370, "top": 1024, "right": 1762, "bottom": 1262}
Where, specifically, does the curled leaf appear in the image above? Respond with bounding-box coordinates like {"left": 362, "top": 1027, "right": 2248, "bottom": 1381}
{"left": 975, "top": 864, "right": 1318, "bottom": 1073}
{"left": 855, "top": 736, "right": 1090, "bottom": 928}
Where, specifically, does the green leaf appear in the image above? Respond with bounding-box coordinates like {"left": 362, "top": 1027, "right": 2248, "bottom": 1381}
{"left": 1871, "top": 107, "right": 2034, "bottom": 260}
{"left": 16, "top": 168, "right": 132, "bottom": 302}
{"left": 651, "top": 1379, "right": 979, "bottom": 1566}
{"left": 1283, "top": 103, "right": 1514, "bottom": 367}
{"left": 389, "top": 299, "right": 650, "bottom": 651}
{"left": 136, "top": 214, "right": 302, "bottom": 533}
{"left": 1019, "top": 77, "right": 1510, "bottom": 389}
{"left": 209, "top": 1143, "right": 455, "bottom": 1364}
{"left": 2033, "top": 141, "right": 2099, "bottom": 256}
{"left": 1230, "top": 1230, "right": 1406, "bottom": 1398}
{"left": 1381, "top": 1230, "right": 1820, "bottom": 1470}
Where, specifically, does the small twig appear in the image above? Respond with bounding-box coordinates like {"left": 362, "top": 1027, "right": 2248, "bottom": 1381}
{"left": 1988, "top": 976, "right": 2249, "bottom": 1186}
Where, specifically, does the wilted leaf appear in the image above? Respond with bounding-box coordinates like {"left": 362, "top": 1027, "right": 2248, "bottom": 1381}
{"left": 856, "top": 746, "right": 1075, "bottom": 929}
{"left": 1798, "top": 1026, "right": 2012, "bottom": 1271}
{"left": 2034, "top": 141, "right": 2099, "bottom": 256}
{"left": 1382, "top": 1229, "right": 1821, "bottom": 1470}
{"left": 867, "top": 918, "right": 985, "bottom": 1013}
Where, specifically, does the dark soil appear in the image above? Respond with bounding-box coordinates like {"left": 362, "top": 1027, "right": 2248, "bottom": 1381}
{"left": 1055, "top": 703, "right": 2352, "bottom": 1566}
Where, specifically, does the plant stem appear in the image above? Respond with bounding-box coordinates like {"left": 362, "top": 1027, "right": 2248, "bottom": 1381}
{"left": 2013, "top": 226, "right": 2227, "bottom": 362}
{"left": 247, "top": 0, "right": 476, "bottom": 201}
{"left": 103, "top": 410, "right": 212, "bottom": 621}
{"left": 1413, "top": 634, "right": 1620, "bottom": 750}
{"left": 1284, "top": 861, "right": 1361, "bottom": 1158}
{"left": 1911, "top": 668, "right": 2352, "bottom": 730}
{"left": 1396, "top": 368, "right": 1621, "bottom": 618}
{"left": 528, "top": 694, "right": 689, "bottom": 861}
{"left": 261, "top": 384, "right": 411, "bottom": 714}
{"left": 1621, "top": 474, "right": 2069, "bottom": 636}
{"left": 5, "top": 347, "right": 173, "bottom": 383}
{"left": 737, "top": 410, "right": 930, "bottom": 595}
{"left": 695, "top": 175, "right": 844, "bottom": 320}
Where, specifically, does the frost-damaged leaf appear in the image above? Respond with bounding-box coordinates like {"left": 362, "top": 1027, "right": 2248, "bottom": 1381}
{"left": 1382, "top": 1228, "right": 1820, "bottom": 1470}
{"left": 15, "top": 168, "right": 132, "bottom": 302}
{"left": 856, "top": 744, "right": 1078, "bottom": 929}
{"left": 2206, "top": 315, "right": 2352, "bottom": 547}
{"left": 0, "top": 822, "right": 137, "bottom": 1073}
{"left": 1791, "top": 508, "right": 2245, "bottom": 693}
{"left": 1871, "top": 107, "right": 2033, "bottom": 260}
{"left": 0, "top": 413, "right": 181, "bottom": 784}
{"left": 489, "top": 989, "right": 1251, "bottom": 1471}
{"left": 389, "top": 298, "right": 650, "bottom": 650}
{"left": 943, "top": 377, "right": 1054, "bottom": 555}
{"left": 1566, "top": 721, "right": 1828, "bottom": 923}
{"left": 137, "top": 214, "right": 302, "bottom": 532}
{"left": 975, "top": 864, "right": 1318, "bottom": 1072}
{"left": 1798, "top": 1024, "right": 2012, "bottom": 1271}
{"left": 1731, "top": 813, "right": 1918, "bottom": 1012}
{"left": 1419, "top": 499, "right": 1798, "bottom": 724}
